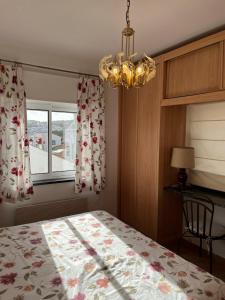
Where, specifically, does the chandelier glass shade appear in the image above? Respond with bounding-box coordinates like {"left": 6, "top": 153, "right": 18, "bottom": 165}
{"left": 99, "top": 0, "right": 156, "bottom": 89}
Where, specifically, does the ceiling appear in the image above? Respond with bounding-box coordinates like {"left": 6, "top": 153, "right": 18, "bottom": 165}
{"left": 1, "top": 0, "right": 225, "bottom": 74}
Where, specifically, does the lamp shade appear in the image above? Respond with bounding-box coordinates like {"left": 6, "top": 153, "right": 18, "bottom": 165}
{"left": 171, "top": 147, "right": 195, "bottom": 169}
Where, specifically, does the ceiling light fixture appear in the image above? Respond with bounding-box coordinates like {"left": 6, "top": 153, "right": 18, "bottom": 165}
{"left": 99, "top": 0, "right": 156, "bottom": 89}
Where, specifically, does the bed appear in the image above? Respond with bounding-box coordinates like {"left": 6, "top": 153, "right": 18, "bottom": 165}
{"left": 0, "top": 210, "right": 224, "bottom": 300}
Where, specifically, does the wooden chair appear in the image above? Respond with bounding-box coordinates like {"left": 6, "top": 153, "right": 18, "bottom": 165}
{"left": 178, "top": 194, "right": 225, "bottom": 274}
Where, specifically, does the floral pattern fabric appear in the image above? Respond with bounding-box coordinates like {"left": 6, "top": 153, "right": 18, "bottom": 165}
{"left": 75, "top": 78, "right": 105, "bottom": 193}
{"left": 0, "top": 64, "right": 33, "bottom": 203}
{"left": 0, "top": 210, "right": 224, "bottom": 300}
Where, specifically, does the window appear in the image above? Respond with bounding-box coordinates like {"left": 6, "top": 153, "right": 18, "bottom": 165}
{"left": 27, "top": 100, "right": 77, "bottom": 183}
{"left": 186, "top": 101, "right": 225, "bottom": 192}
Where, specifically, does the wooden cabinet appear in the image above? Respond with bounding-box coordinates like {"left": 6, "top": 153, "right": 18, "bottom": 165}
{"left": 119, "top": 29, "right": 225, "bottom": 245}
{"left": 165, "top": 42, "right": 223, "bottom": 98}
{"left": 120, "top": 70, "right": 161, "bottom": 240}
{"left": 120, "top": 87, "right": 138, "bottom": 229}
{"left": 223, "top": 41, "right": 225, "bottom": 89}
{"left": 119, "top": 66, "right": 185, "bottom": 243}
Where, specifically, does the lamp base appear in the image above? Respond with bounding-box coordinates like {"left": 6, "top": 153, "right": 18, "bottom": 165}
{"left": 177, "top": 168, "right": 187, "bottom": 189}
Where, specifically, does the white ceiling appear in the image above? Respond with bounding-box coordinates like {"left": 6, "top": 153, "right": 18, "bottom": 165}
{"left": 1, "top": 0, "right": 225, "bottom": 74}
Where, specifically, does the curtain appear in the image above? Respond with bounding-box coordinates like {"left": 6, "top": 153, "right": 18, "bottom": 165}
{"left": 75, "top": 78, "right": 106, "bottom": 193}
{"left": 0, "top": 64, "right": 33, "bottom": 203}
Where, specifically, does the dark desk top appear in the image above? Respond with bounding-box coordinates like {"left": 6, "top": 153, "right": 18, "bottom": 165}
{"left": 166, "top": 185, "right": 225, "bottom": 208}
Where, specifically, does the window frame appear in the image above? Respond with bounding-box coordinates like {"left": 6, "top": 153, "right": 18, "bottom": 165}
{"left": 27, "top": 99, "right": 77, "bottom": 183}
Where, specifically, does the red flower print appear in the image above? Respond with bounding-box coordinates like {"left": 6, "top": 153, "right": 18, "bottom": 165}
{"left": 96, "top": 278, "right": 109, "bottom": 288}
{"left": 90, "top": 122, "right": 94, "bottom": 129}
{"left": 85, "top": 247, "right": 97, "bottom": 256}
{"left": 3, "top": 262, "right": 15, "bottom": 268}
{"left": 92, "top": 79, "right": 96, "bottom": 86}
{"left": 12, "top": 75, "right": 17, "bottom": 84}
{"left": 91, "top": 164, "right": 94, "bottom": 171}
{"left": 78, "top": 83, "right": 82, "bottom": 91}
{"left": 164, "top": 251, "right": 175, "bottom": 258}
{"left": 19, "top": 230, "right": 28, "bottom": 235}
{"left": 94, "top": 178, "right": 98, "bottom": 185}
{"left": 0, "top": 89, "right": 3, "bottom": 94}
{"left": 126, "top": 250, "right": 135, "bottom": 256}
{"left": 103, "top": 239, "right": 113, "bottom": 245}
{"left": 81, "top": 182, "right": 86, "bottom": 189}
{"left": 24, "top": 251, "right": 34, "bottom": 258}
{"left": 32, "top": 260, "right": 44, "bottom": 268}
{"left": 30, "top": 238, "right": 42, "bottom": 245}
{"left": 24, "top": 139, "right": 29, "bottom": 146}
{"left": 82, "top": 88, "right": 86, "bottom": 93}
{"left": 12, "top": 116, "right": 20, "bottom": 126}
{"left": 83, "top": 141, "right": 88, "bottom": 147}
{"left": 140, "top": 251, "right": 150, "bottom": 257}
{"left": 76, "top": 159, "right": 79, "bottom": 166}
{"left": 150, "top": 261, "right": 164, "bottom": 272}
{"left": 71, "top": 293, "right": 86, "bottom": 300}
{"left": 77, "top": 115, "right": 81, "bottom": 123}
{"left": 69, "top": 239, "right": 78, "bottom": 244}
{"left": 158, "top": 282, "right": 171, "bottom": 294}
{"left": 26, "top": 186, "right": 34, "bottom": 195}
{"left": 205, "top": 290, "right": 213, "bottom": 297}
{"left": 11, "top": 167, "right": 18, "bottom": 176}
{"left": 81, "top": 104, "right": 86, "bottom": 110}
{"left": 0, "top": 273, "right": 17, "bottom": 285}
{"left": 67, "top": 278, "right": 79, "bottom": 287}
{"left": 92, "top": 136, "right": 97, "bottom": 144}
{"left": 0, "top": 107, "right": 5, "bottom": 113}
{"left": 92, "top": 223, "right": 101, "bottom": 228}
{"left": 51, "top": 276, "right": 62, "bottom": 286}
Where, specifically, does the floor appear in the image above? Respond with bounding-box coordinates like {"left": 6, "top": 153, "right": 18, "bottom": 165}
{"left": 169, "top": 239, "right": 225, "bottom": 281}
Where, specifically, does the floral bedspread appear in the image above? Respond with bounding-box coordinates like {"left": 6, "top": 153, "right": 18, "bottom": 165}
{"left": 0, "top": 210, "right": 224, "bottom": 300}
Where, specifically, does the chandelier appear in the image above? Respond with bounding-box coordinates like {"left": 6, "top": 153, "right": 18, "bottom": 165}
{"left": 99, "top": 0, "right": 156, "bottom": 89}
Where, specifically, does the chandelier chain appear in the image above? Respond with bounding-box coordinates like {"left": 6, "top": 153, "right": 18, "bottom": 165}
{"left": 126, "top": 0, "right": 131, "bottom": 26}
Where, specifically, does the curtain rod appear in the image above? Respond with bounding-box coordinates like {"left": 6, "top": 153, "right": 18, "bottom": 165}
{"left": 0, "top": 58, "right": 99, "bottom": 78}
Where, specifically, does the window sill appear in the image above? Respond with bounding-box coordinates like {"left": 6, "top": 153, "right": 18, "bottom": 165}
{"left": 33, "top": 178, "right": 74, "bottom": 186}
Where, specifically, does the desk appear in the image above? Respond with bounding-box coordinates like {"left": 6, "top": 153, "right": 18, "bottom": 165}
{"left": 166, "top": 185, "right": 225, "bottom": 208}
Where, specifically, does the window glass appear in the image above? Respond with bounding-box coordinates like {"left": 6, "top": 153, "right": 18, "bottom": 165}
{"left": 52, "top": 111, "right": 76, "bottom": 172}
{"left": 27, "top": 110, "right": 49, "bottom": 174}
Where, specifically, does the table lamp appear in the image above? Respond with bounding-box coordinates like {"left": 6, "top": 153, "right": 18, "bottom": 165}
{"left": 171, "top": 147, "right": 195, "bottom": 188}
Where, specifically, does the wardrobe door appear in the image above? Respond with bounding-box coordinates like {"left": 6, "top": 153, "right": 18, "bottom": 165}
{"left": 136, "top": 71, "right": 161, "bottom": 239}
{"left": 165, "top": 42, "right": 223, "bottom": 98}
{"left": 120, "top": 87, "right": 138, "bottom": 228}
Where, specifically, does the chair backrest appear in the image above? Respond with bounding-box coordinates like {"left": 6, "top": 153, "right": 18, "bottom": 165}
{"left": 182, "top": 194, "right": 214, "bottom": 238}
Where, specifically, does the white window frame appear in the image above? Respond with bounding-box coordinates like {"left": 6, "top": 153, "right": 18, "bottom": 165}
{"left": 27, "top": 99, "right": 77, "bottom": 183}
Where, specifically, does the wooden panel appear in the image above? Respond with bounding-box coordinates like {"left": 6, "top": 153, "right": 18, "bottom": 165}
{"left": 165, "top": 43, "right": 222, "bottom": 98}
{"left": 158, "top": 106, "right": 186, "bottom": 244}
{"left": 161, "top": 29, "right": 225, "bottom": 62}
{"left": 15, "top": 198, "right": 87, "bottom": 225}
{"left": 161, "top": 90, "right": 225, "bottom": 107}
{"left": 136, "top": 70, "right": 161, "bottom": 240}
{"left": 120, "top": 87, "right": 138, "bottom": 228}
{"left": 224, "top": 41, "right": 225, "bottom": 89}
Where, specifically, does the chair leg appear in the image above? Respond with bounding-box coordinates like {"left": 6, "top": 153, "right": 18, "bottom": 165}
{"left": 199, "top": 237, "right": 202, "bottom": 257}
{"left": 209, "top": 239, "right": 213, "bottom": 274}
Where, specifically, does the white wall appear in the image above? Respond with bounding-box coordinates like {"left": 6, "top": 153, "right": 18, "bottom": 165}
{"left": 0, "top": 70, "right": 119, "bottom": 227}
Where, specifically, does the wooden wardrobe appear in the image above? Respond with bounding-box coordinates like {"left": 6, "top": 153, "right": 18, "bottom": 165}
{"left": 119, "top": 29, "right": 225, "bottom": 245}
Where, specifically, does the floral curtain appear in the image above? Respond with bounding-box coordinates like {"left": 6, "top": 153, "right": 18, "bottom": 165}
{"left": 0, "top": 64, "right": 33, "bottom": 203}
{"left": 75, "top": 78, "right": 106, "bottom": 193}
